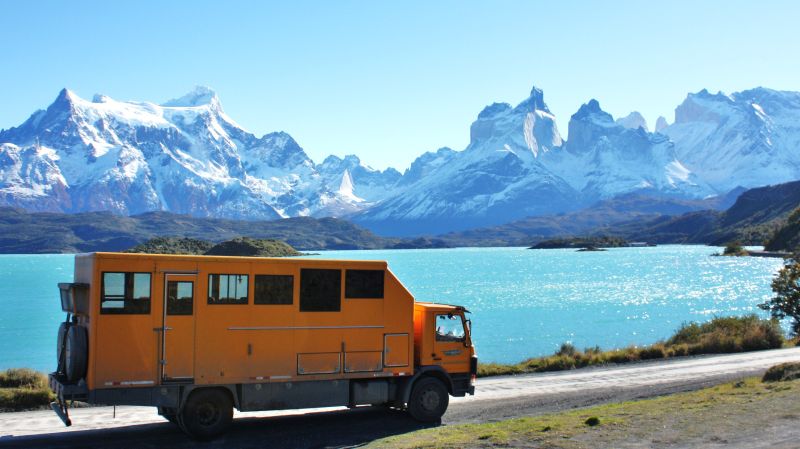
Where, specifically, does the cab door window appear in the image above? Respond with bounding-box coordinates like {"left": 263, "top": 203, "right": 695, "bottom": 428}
{"left": 435, "top": 314, "right": 465, "bottom": 342}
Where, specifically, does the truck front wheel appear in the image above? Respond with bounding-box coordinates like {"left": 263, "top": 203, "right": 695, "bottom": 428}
{"left": 407, "top": 377, "right": 449, "bottom": 422}
{"left": 179, "top": 389, "right": 233, "bottom": 440}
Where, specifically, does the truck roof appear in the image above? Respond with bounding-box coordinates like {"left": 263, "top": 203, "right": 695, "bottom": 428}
{"left": 414, "top": 302, "right": 470, "bottom": 313}
{"left": 81, "top": 252, "right": 388, "bottom": 267}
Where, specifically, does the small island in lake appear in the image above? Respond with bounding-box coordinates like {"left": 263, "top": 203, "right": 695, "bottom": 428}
{"left": 125, "top": 236, "right": 302, "bottom": 257}
{"left": 529, "top": 236, "right": 629, "bottom": 250}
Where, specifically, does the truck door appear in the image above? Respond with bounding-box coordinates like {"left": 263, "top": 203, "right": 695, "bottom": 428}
{"left": 432, "top": 313, "right": 470, "bottom": 373}
{"left": 161, "top": 274, "right": 196, "bottom": 382}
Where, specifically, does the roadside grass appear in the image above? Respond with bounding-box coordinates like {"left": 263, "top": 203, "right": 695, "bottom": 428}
{"left": 367, "top": 376, "right": 800, "bottom": 449}
{"left": 0, "top": 368, "right": 54, "bottom": 412}
{"left": 478, "top": 315, "right": 785, "bottom": 377}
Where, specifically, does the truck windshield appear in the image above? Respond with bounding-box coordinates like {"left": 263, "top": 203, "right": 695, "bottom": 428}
{"left": 435, "top": 314, "right": 465, "bottom": 342}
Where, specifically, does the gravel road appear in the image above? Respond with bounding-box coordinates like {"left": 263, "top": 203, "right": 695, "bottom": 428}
{"left": 2, "top": 347, "right": 799, "bottom": 448}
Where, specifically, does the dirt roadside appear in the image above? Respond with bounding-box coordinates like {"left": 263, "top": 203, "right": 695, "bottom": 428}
{"left": 1, "top": 349, "right": 799, "bottom": 448}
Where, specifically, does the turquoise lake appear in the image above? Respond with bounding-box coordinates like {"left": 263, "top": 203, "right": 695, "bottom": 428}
{"left": 0, "top": 246, "right": 786, "bottom": 372}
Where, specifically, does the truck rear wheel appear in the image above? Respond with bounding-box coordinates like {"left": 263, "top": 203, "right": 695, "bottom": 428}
{"left": 179, "top": 389, "right": 233, "bottom": 441}
{"left": 407, "top": 377, "right": 449, "bottom": 422}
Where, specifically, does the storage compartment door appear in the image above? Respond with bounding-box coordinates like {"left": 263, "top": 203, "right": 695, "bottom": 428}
{"left": 384, "top": 333, "right": 409, "bottom": 367}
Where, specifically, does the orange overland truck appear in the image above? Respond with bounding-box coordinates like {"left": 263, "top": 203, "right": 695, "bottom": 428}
{"left": 50, "top": 252, "right": 476, "bottom": 439}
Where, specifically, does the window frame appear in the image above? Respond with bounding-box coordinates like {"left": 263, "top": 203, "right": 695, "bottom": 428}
{"left": 434, "top": 313, "right": 467, "bottom": 343}
{"left": 345, "top": 269, "right": 385, "bottom": 299}
{"left": 207, "top": 273, "right": 250, "bottom": 305}
{"left": 253, "top": 274, "right": 294, "bottom": 305}
{"left": 100, "top": 271, "right": 152, "bottom": 315}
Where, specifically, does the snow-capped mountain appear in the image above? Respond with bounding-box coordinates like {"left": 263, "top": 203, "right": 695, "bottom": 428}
{"left": 615, "top": 111, "right": 649, "bottom": 132}
{"left": 0, "top": 87, "right": 399, "bottom": 219}
{"left": 663, "top": 88, "right": 800, "bottom": 193}
{"left": 354, "top": 87, "right": 582, "bottom": 234}
{"left": 2, "top": 84, "right": 800, "bottom": 236}
{"left": 355, "top": 90, "right": 713, "bottom": 234}
{"left": 541, "top": 99, "right": 712, "bottom": 202}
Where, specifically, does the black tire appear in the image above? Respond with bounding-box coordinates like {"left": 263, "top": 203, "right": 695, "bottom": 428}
{"left": 407, "top": 377, "right": 449, "bottom": 422}
{"left": 65, "top": 325, "right": 88, "bottom": 382}
{"left": 179, "top": 389, "right": 233, "bottom": 441}
{"left": 56, "top": 322, "right": 70, "bottom": 374}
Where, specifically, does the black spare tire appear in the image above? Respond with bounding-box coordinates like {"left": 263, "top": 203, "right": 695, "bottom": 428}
{"left": 65, "top": 325, "right": 88, "bottom": 382}
{"left": 56, "top": 321, "right": 71, "bottom": 374}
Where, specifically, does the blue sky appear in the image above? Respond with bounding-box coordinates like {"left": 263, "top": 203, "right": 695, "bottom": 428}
{"left": 1, "top": 1, "right": 797, "bottom": 170}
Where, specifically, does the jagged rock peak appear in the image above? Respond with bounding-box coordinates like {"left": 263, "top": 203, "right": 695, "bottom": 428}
{"left": 162, "top": 86, "right": 220, "bottom": 108}
{"left": 572, "top": 99, "right": 612, "bottom": 123}
{"left": 616, "top": 111, "right": 649, "bottom": 132}
{"left": 655, "top": 116, "right": 669, "bottom": 132}
{"left": 478, "top": 102, "right": 512, "bottom": 119}
{"left": 516, "top": 85, "right": 549, "bottom": 113}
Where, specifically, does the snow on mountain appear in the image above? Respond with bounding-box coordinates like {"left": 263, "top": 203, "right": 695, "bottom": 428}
{"left": 541, "top": 99, "right": 713, "bottom": 201}
{"left": 2, "top": 84, "right": 800, "bottom": 236}
{"left": 663, "top": 87, "right": 800, "bottom": 193}
{"left": 0, "top": 88, "right": 400, "bottom": 219}
{"left": 615, "top": 111, "right": 649, "bottom": 132}
{"left": 317, "top": 154, "right": 401, "bottom": 202}
{"left": 655, "top": 116, "right": 669, "bottom": 133}
{"left": 354, "top": 87, "right": 582, "bottom": 234}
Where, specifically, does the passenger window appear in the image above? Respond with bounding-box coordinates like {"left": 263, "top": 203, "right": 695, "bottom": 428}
{"left": 345, "top": 270, "right": 384, "bottom": 299}
{"left": 300, "top": 269, "right": 341, "bottom": 312}
{"left": 435, "top": 314, "right": 465, "bottom": 342}
{"left": 254, "top": 275, "right": 294, "bottom": 305}
{"left": 208, "top": 274, "right": 249, "bottom": 304}
{"left": 101, "top": 272, "right": 151, "bottom": 314}
{"left": 167, "top": 281, "right": 193, "bottom": 315}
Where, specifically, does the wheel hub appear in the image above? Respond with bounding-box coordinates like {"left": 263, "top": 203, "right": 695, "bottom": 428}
{"left": 420, "top": 388, "right": 440, "bottom": 411}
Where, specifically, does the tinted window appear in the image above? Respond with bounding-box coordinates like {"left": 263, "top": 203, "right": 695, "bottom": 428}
{"left": 345, "top": 270, "right": 385, "bottom": 299}
{"left": 254, "top": 275, "right": 294, "bottom": 305}
{"left": 101, "top": 272, "right": 151, "bottom": 314}
{"left": 167, "top": 281, "right": 193, "bottom": 315}
{"left": 208, "top": 274, "right": 249, "bottom": 304}
{"left": 300, "top": 269, "right": 341, "bottom": 312}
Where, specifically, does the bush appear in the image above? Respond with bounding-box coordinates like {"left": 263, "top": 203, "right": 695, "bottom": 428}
{"left": 762, "top": 362, "right": 800, "bottom": 382}
{"left": 0, "top": 388, "right": 54, "bottom": 411}
{"left": 668, "top": 315, "right": 784, "bottom": 353}
{"left": 0, "top": 368, "right": 46, "bottom": 389}
{"left": 638, "top": 344, "right": 667, "bottom": 360}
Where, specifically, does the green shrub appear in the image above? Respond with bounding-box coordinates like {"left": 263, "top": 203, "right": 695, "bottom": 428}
{"left": 0, "top": 368, "right": 47, "bottom": 389}
{"left": 0, "top": 387, "right": 54, "bottom": 411}
{"left": 584, "top": 416, "right": 600, "bottom": 426}
{"left": 762, "top": 362, "right": 800, "bottom": 382}
{"left": 638, "top": 344, "right": 667, "bottom": 360}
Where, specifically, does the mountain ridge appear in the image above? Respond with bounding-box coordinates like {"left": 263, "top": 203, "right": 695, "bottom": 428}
{"left": 2, "top": 85, "right": 800, "bottom": 236}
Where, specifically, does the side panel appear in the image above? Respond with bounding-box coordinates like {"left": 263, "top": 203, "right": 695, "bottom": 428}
{"left": 240, "top": 379, "right": 349, "bottom": 411}
{"left": 92, "top": 257, "right": 158, "bottom": 390}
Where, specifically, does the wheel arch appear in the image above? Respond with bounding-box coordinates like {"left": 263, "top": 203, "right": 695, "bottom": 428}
{"left": 179, "top": 385, "right": 239, "bottom": 411}
{"left": 401, "top": 366, "right": 454, "bottom": 405}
